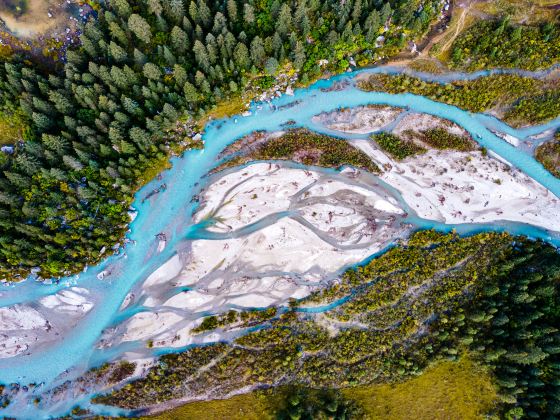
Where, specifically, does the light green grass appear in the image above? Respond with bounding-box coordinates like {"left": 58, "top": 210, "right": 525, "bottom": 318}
{"left": 346, "top": 357, "right": 498, "bottom": 420}
{"left": 144, "top": 357, "right": 497, "bottom": 420}
{"left": 0, "top": 111, "right": 26, "bottom": 145}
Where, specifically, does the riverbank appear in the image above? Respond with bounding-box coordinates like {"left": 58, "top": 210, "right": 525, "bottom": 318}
{"left": 1, "top": 63, "right": 560, "bottom": 418}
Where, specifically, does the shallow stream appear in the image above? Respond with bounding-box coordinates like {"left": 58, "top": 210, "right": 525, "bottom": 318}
{"left": 1, "top": 66, "right": 560, "bottom": 418}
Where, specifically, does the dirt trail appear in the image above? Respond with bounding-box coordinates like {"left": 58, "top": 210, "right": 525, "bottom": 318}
{"left": 438, "top": 6, "right": 467, "bottom": 55}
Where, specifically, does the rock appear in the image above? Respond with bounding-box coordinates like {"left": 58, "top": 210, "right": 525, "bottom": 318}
{"left": 97, "top": 270, "right": 109, "bottom": 281}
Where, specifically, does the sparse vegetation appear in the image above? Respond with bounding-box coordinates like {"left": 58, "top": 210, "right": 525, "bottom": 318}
{"left": 371, "top": 132, "right": 426, "bottom": 159}
{"left": 95, "top": 230, "right": 560, "bottom": 419}
{"left": 535, "top": 137, "right": 560, "bottom": 178}
{"left": 0, "top": 109, "right": 28, "bottom": 145}
{"left": 217, "top": 129, "right": 379, "bottom": 173}
{"left": 193, "top": 308, "right": 278, "bottom": 334}
{"left": 450, "top": 18, "right": 560, "bottom": 71}
{"left": 359, "top": 73, "right": 560, "bottom": 126}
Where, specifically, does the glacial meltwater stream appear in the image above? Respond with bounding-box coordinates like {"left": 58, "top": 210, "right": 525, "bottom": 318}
{"left": 1, "top": 66, "right": 560, "bottom": 418}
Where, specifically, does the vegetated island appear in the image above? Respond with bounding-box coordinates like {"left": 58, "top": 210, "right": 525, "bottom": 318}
{"left": 1, "top": 0, "right": 560, "bottom": 418}
{"left": 3, "top": 104, "right": 558, "bottom": 418}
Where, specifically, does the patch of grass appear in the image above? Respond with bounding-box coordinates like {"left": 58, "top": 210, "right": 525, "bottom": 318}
{"left": 371, "top": 132, "right": 426, "bottom": 160}
{"left": 143, "top": 390, "right": 281, "bottom": 420}
{"left": 143, "top": 357, "right": 496, "bottom": 420}
{"left": 535, "top": 138, "right": 560, "bottom": 178}
{"left": 0, "top": 110, "right": 27, "bottom": 145}
{"left": 348, "top": 357, "right": 497, "bottom": 420}
{"left": 408, "top": 58, "right": 445, "bottom": 74}
{"left": 196, "top": 95, "right": 248, "bottom": 132}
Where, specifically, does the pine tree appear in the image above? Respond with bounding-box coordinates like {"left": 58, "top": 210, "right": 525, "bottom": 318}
{"left": 63, "top": 155, "right": 84, "bottom": 171}
{"left": 233, "top": 42, "right": 250, "bottom": 70}
{"left": 143, "top": 62, "right": 162, "bottom": 80}
{"left": 15, "top": 154, "right": 39, "bottom": 174}
{"left": 292, "top": 41, "right": 306, "bottom": 69}
{"left": 146, "top": 0, "right": 163, "bottom": 16}
{"left": 4, "top": 171, "right": 31, "bottom": 188}
{"left": 32, "top": 112, "right": 52, "bottom": 131}
{"left": 197, "top": 0, "right": 211, "bottom": 28}
{"left": 381, "top": 3, "right": 392, "bottom": 23}
{"left": 243, "top": 3, "right": 255, "bottom": 25}
{"left": 41, "top": 133, "right": 67, "bottom": 155}
{"left": 121, "top": 95, "right": 142, "bottom": 117}
{"left": 227, "top": 0, "right": 237, "bottom": 23}
{"left": 352, "top": 0, "right": 363, "bottom": 22}
{"left": 212, "top": 12, "right": 227, "bottom": 34}
{"left": 250, "top": 36, "right": 266, "bottom": 67}
{"left": 113, "top": 26, "right": 131, "bottom": 47}
{"left": 112, "top": 0, "right": 132, "bottom": 18}
{"left": 173, "top": 65, "right": 188, "bottom": 86}
{"left": 128, "top": 14, "right": 152, "bottom": 44}
{"left": 276, "top": 4, "right": 293, "bottom": 37}
{"left": 183, "top": 81, "right": 200, "bottom": 104}
{"left": 171, "top": 26, "right": 189, "bottom": 54}
{"left": 188, "top": 1, "right": 198, "bottom": 24}
{"left": 81, "top": 37, "right": 99, "bottom": 58}
{"left": 110, "top": 66, "right": 130, "bottom": 89}
{"left": 133, "top": 48, "right": 147, "bottom": 65}
{"left": 264, "top": 57, "right": 279, "bottom": 75}
{"left": 48, "top": 90, "right": 73, "bottom": 114}
{"left": 109, "top": 41, "right": 128, "bottom": 63}
{"left": 205, "top": 34, "right": 218, "bottom": 64}
{"left": 168, "top": 0, "right": 185, "bottom": 22}
{"left": 193, "top": 40, "right": 210, "bottom": 71}
{"left": 365, "top": 11, "right": 381, "bottom": 43}
{"left": 129, "top": 127, "right": 151, "bottom": 152}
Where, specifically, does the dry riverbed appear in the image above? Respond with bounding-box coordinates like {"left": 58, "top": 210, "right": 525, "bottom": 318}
{"left": 100, "top": 162, "right": 409, "bottom": 351}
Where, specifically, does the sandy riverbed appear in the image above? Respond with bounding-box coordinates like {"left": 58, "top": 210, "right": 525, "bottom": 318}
{"left": 0, "top": 287, "right": 94, "bottom": 359}
{"left": 314, "top": 105, "right": 559, "bottom": 231}
{"left": 352, "top": 139, "right": 560, "bottom": 231}
{"left": 103, "top": 163, "right": 409, "bottom": 350}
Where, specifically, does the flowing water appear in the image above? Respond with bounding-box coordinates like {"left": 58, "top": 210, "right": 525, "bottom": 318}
{"left": 1, "top": 66, "right": 560, "bottom": 418}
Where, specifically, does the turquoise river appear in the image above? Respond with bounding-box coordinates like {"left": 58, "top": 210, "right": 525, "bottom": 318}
{"left": 1, "top": 66, "right": 560, "bottom": 418}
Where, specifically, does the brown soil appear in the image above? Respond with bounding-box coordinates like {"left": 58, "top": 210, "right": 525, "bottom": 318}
{"left": 0, "top": 0, "right": 75, "bottom": 38}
